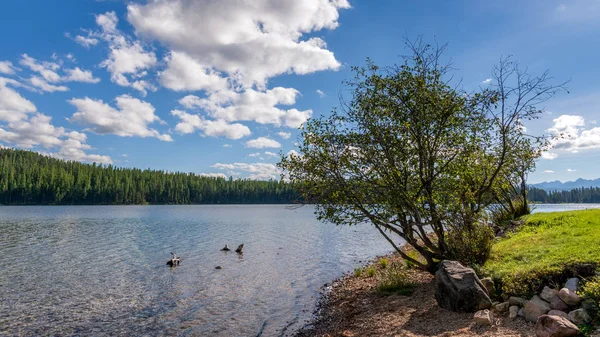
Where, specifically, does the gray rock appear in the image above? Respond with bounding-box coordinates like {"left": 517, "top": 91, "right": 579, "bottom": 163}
{"left": 481, "top": 277, "right": 495, "bottom": 296}
{"left": 509, "top": 296, "right": 528, "bottom": 307}
{"left": 541, "top": 286, "right": 559, "bottom": 302}
{"left": 565, "top": 278, "right": 579, "bottom": 292}
{"left": 518, "top": 307, "right": 524, "bottom": 317}
{"left": 568, "top": 308, "right": 591, "bottom": 325}
{"left": 434, "top": 260, "right": 492, "bottom": 313}
{"left": 548, "top": 310, "right": 570, "bottom": 320}
{"left": 523, "top": 295, "right": 551, "bottom": 323}
{"left": 509, "top": 305, "right": 519, "bottom": 319}
{"left": 558, "top": 288, "right": 581, "bottom": 306}
{"left": 535, "top": 314, "right": 579, "bottom": 337}
{"left": 550, "top": 295, "right": 569, "bottom": 311}
{"left": 495, "top": 302, "right": 510, "bottom": 313}
{"left": 474, "top": 309, "right": 494, "bottom": 326}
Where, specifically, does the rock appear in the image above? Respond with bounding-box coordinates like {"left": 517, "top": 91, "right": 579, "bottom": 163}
{"left": 535, "top": 314, "right": 580, "bottom": 337}
{"left": 550, "top": 296, "right": 569, "bottom": 311}
{"left": 235, "top": 244, "right": 244, "bottom": 254}
{"left": 518, "top": 308, "right": 524, "bottom": 317}
{"left": 434, "top": 260, "right": 492, "bottom": 312}
{"left": 523, "top": 295, "right": 551, "bottom": 323}
{"left": 564, "top": 278, "right": 579, "bottom": 292}
{"left": 495, "top": 302, "right": 510, "bottom": 313}
{"left": 481, "top": 277, "right": 495, "bottom": 296}
{"left": 558, "top": 288, "right": 581, "bottom": 306}
{"left": 509, "top": 296, "right": 528, "bottom": 307}
{"left": 548, "top": 310, "right": 570, "bottom": 320}
{"left": 220, "top": 245, "right": 230, "bottom": 251}
{"left": 474, "top": 309, "right": 494, "bottom": 326}
{"left": 541, "top": 286, "right": 559, "bottom": 302}
{"left": 568, "top": 308, "right": 591, "bottom": 325}
{"left": 509, "top": 305, "right": 519, "bottom": 319}
{"left": 215, "top": 266, "right": 222, "bottom": 269}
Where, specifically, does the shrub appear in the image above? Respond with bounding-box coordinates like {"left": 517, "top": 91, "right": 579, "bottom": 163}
{"left": 365, "top": 266, "right": 376, "bottom": 278}
{"left": 379, "top": 258, "right": 389, "bottom": 269}
{"left": 376, "top": 263, "right": 415, "bottom": 296}
{"left": 354, "top": 267, "right": 363, "bottom": 277}
{"left": 446, "top": 223, "right": 495, "bottom": 267}
{"left": 580, "top": 276, "right": 600, "bottom": 319}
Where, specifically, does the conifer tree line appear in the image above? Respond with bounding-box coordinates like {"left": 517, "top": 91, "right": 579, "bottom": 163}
{"left": 0, "top": 148, "right": 298, "bottom": 205}
{"left": 528, "top": 186, "right": 600, "bottom": 203}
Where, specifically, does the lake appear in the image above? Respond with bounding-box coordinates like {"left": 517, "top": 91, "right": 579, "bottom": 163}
{"left": 1, "top": 203, "right": 599, "bottom": 336}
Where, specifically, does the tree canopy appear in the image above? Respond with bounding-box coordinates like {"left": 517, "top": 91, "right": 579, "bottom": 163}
{"left": 280, "top": 39, "right": 565, "bottom": 273}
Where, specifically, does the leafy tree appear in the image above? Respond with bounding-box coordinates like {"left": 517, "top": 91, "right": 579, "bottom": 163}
{"left": 279, "top": 39, "right": 565, "bottom": 273}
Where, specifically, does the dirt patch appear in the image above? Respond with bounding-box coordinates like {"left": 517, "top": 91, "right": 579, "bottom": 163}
{"left": 295, "top": 254, "right": 535, "bottom": 337}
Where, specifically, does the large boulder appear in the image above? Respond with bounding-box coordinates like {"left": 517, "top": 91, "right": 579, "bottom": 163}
{"left": 548, "top": 310, "right": 570, "bottom": 320}
{"left": 535, "top": 315, "right": 579, "bottom": 337}
{"left": 434, "top": 260, "right": 492, "bottom": 312}
{"left": 550, "top": 296, "right": 569, "bottom": 311}
{"left": 564, "top": 278, "right": 579, "bottom": 292}
{"left": 568, "top": 308, "right": 591, "bottom": 325}
{"left": 541, "top": 286, "right": 559, "bottom": 302}
{"left": 523, "top": 295, "right": 551, "bottom": 323}
{"left": 558, "top": 288, "right": 581, "bottom": 306}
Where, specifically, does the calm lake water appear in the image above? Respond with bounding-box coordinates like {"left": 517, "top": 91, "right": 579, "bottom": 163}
{"left": 1, "top": 203, "right": 598, "bottom": 336}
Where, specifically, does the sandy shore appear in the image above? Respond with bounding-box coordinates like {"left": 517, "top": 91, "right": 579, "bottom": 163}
{"left": 295, "top": 253, "right": 535, "bottom": 337}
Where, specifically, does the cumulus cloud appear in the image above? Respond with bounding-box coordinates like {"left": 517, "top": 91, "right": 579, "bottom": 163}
{"left": 0, "top": 61, "right": 17, "bottom": 75}
{"left": 127, "top": 0, "right": 348, "bottom": 88}
{"left": 18, "top": 54, "right": 100, "bottom": 92}
{"left": 0, "top": 77, "right": 37, "bottom": 122}
{"left": 64, "top": 67, "right": 100, "bottom": 83}
{"left": 171, "top": 109, "right": 251, "bottom": 139}
{"left": 179, "top": 88, "right": 312, "bottom": 127}
{"left": 199, "top": 172, "right": 227, "bottom": 179}
{"left": 545, "top": 114, "right": 600, "bottom": 158}
{"left": 264, "top": 151, "right": 278, "bottom": 157}
{"left": 245, "top": 136, "right": 281, "bottom": 149}
{"left": 159, "top": 51, "right": 228, "bottom": 92}
{"left": 68, "top": 94, "right": 172, "bottom": 141}
{"left": 74, "top": 35, "right": 99, "bottom": 48}
{"left": 278, "top": 131, "right": 292, "bottom": 139}
{"left": 248, "top": 152, "right": 260, "bottom": 157}
{"left": 212, "top": 162, "right": 280, "bottom": 180}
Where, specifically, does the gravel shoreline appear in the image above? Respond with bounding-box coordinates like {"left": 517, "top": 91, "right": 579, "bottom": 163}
{"left": 294, "top": 253, "right": 535, "bottom": 337}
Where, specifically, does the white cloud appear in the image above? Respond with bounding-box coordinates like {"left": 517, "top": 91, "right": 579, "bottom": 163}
{"left": 171, "top": 109, "right": 251, "bottom": 139}
{"left": 481, "top": 78, "right": 492, "bottom": 85}
{"left": 541, "top": 151, "right": 558, "bottom": 160}
{"left": 543, "top": 170, "right": 555, "bottom": 173}
{"left": 181, "top": 88, "right": 312, "bottom": 127}
{"left": 20, "top": 54, "right": 61, "bottom": 82}
{"left": 199, "top": 172, "right": 227, "bottom": 179}
{"left": 286, "top": 149, "right": 301, "bottom": 159}
{"left": 223, "top": 144, "right": 232, "bottom": 148}
{"left": 245, "top": 136, "right": 281, "bottom": 149}
{"left": 159, "top": 51, "right": 228, "bottom": 92}
{"left": 278, "top": 131, "right": 292, "bottom": 139}
{"left": 68, "top": 94, "right": 172, "bottom": 141}
{"left": 0, "top": 112, "right": 111, "bottom": 164}
{"left": 212, "top": 162, "right": 280, "bottom": 180}
{"left": 0, "top": 61, "right": 17, "bottom": 75}
{"left": 316, "top": 89, "right": 325, "bottom": 97}
{"left": 546, "top": 114, "right": 600, "bottom": 156}
{"left": 127, "top": 0, "right": 348, "bottom": 88}
{"left": 567, "top": 168, "right": 577, "bottom": 172}
{"left": 64, "top": 67, "right": 100, "bottom": 83}
{"left": 264, "top": 151, "right": 278, "bottom": 157}
{"left": 74, "top": 35, "right": 99, "bottom": 48}
{"left": 0, "top": 77, "right": 37, "bottom": 122}
{"left": 86, "top": 11, "right": 158, "bottom": 95}
{"left": 248, "top": 152, "right": 260, "bottom": 157}
{"left": 29, "top": 76, "right": 69, "bottom": 92}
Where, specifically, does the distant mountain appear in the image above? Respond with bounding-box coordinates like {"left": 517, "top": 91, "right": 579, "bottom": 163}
{"left": 530, "top": 178, "right": 600, "bottom": 191}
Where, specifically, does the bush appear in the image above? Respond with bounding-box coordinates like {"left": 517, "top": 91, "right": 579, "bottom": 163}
{"left": 581, "top": 276, "right": 600, "bottom": 304}
{"left": 365, "top": 266, "right": 376, "bottom": 278}
{"left": 379, "top": 258, "right": 389, "bottom": 269}
{"left": 376, "top": 263, "right": 415, "bottom": 296}
{"left": 446, "top": 223, "right": 495, "bottom": 267}
{"left": 490, "top": 197, "right": 531, "bottom": 228}
{"left": 354, "top": 267, "right": 363, "bottom": 277}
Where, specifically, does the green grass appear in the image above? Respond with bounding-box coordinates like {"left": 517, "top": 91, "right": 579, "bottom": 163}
{"left": 354, "top": 267, "right": 363, "bottom": 277}
{"left": 376, "top": 262, "right": 415, "bottom": 296}
{"left": 365, "top": 266, "right": 377, "bottom": 277}
{"left": 378, "top": 258, "right": 389, "bottom": 269}
{"left": 483, "top": 209, "right": 600, "bottom": 295}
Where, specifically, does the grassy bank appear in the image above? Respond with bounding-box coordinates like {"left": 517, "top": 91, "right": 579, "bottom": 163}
{"left": 483, "top": 209, "right": 600, "bottom": 295}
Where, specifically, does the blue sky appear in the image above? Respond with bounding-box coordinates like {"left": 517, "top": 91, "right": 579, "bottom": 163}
{"left": 0, "top": 0, "right": 598, "bottom": 183}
